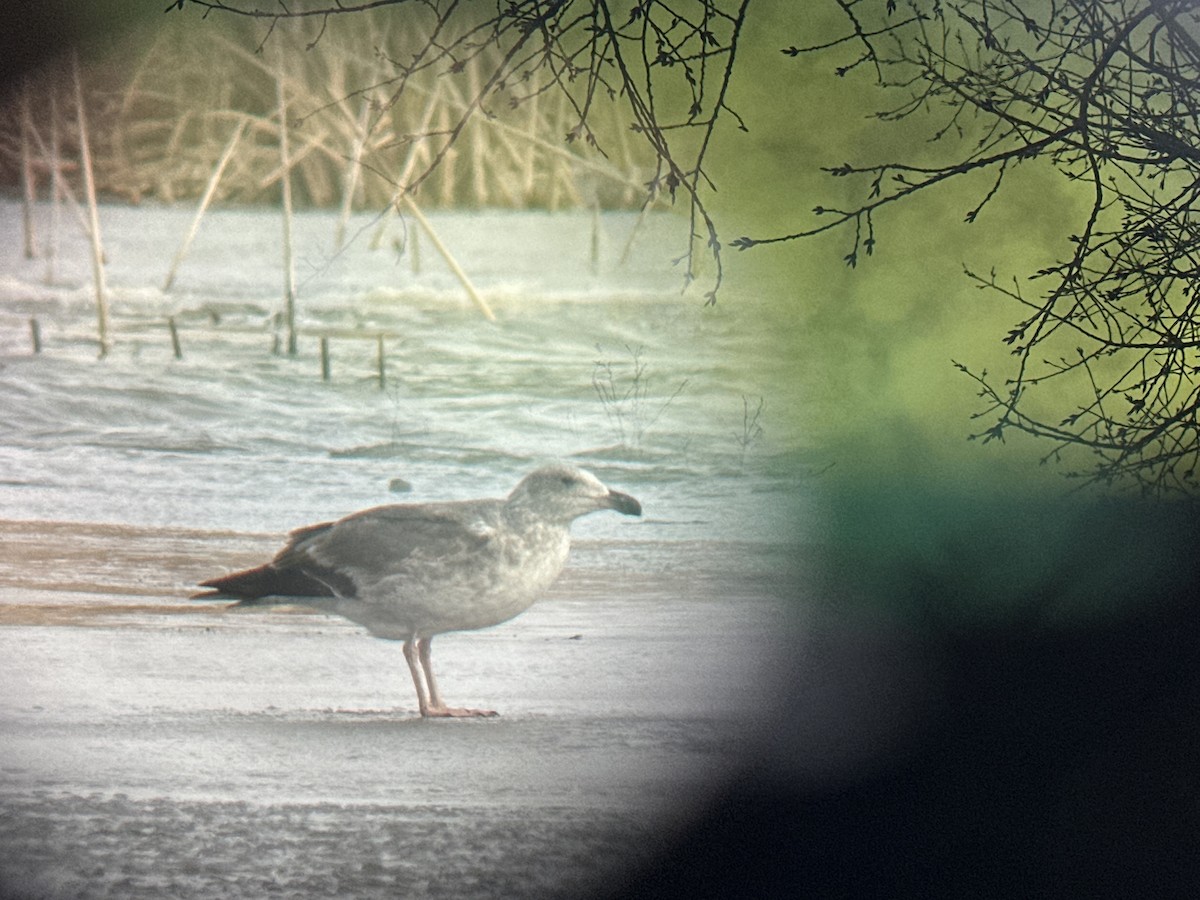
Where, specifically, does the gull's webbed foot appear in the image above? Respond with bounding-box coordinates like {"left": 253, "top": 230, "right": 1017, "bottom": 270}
{"left": 422, "top": 706, "right": 499, "bottom": 718}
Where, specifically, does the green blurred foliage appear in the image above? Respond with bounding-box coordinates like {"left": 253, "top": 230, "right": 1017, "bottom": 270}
{"left": 703, "top": 4, "right": 1200, "bottom": 626}
{"left": 705, "top": 3, "right": 1096, "bottom": 490}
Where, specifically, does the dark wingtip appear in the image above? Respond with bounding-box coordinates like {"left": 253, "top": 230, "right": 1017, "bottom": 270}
{"left": 192, "top": 574, "right": 233, "bottom": 600}
{"left": 191, "top": 586, "right": 232, "bottom": 601}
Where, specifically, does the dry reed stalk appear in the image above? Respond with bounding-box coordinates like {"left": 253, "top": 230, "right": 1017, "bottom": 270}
{"left": 163, "top": 110, "right": 194, "bottom": 166}
{"left": 522, "top": 91, "right": 539, "bottom": 202}
{"left": 299, "top": 143, "right": 336, "bottom": 206}
{"left": 376, "top": 334, "right": 386, "bottom": 390}
{"left": 435, "top": 103, "right": 457, "bottom": 207}
{"left": 168, "top": 317, "right": 182, "bottom": 360}
{"left": 256, "top": 132, "right": 323, "bottom": 191}
{"left": 465, "top": 58, "right": 488, "bottom": 207}
{"left": 428, "top": 81, "right": 647, "bottom": 207}
{"left": 44, "top": 89, "right": 62, "bottom": 285}
{"left": 402, "top": 195, "right": 495, "bottom": 322}
{"left": 21, "top": 99, "right": 91, "bottom": 240}
{"left": 370, "top": 87, "right": 441, "bottom": 249}
{"left": 547, "top": 92, "right": 569, "bottom": 211}
{"left": 370, "top": 81, "right": 496, "bottom": 320}
{"left": 73, "top": 51, "right": 110, "bottom": 359}
{"left": 110, "top": 39, "right": 166, "bottom": 205}
{"left": 20, "top": 79, "right": 37, "bottom": 259}
{"left": 275, "top": 42, "right": 297, "bottom": 356}
{"left": 611, "top": 104, "right": 640, "bottom": 207}
{"left": 163, "top": 117, "right": 247, "bottom": 292}
{"left": 334, "top": 97, "right": 372, "bottom": 250}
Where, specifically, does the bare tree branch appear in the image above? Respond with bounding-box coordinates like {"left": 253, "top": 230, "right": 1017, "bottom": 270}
{"left": 172, "top": 0, "right": 752, "bottom": 302}
{"left": 774, "top": 0, "right": 1200, "bottom": 493}
{"left": 168, "top": 0, "right": 1200, "bottom": 491}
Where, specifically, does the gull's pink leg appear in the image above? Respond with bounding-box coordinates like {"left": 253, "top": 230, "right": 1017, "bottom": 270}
{"left": 402, "top": 637, "right": 431, "bottom": 717}
{"left": 418, "top": 636, "right": 497, "bottom": 718}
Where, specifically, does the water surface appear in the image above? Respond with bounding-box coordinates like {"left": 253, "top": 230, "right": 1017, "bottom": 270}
{"left": 0, "top": 199, "right": 818, "bottom": 552}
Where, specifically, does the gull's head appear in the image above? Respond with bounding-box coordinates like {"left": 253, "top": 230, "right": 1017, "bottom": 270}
{"left": 507, "top": 464, "right": 642, "bottom": 524}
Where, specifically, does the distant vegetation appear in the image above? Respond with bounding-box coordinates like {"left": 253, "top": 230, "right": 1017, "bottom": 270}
{"left": 6, "top": 1, "right": 1200, "bottom": 492}
{"left": 0, "top": 10, "right": 655, "bottom": 212}
{"left": 592, "top": 344, "right": 688, "bottom": 451}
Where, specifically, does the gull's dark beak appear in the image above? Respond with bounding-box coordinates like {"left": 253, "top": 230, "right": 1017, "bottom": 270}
{"left": 605, "top": 489, "right": 642, "bottom": 517}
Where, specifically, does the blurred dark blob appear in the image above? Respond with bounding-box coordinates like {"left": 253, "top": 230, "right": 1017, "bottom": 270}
{"left": 1, "top": 5, "right": 68, "bottom": 88}
{"left": 606, "top": 489, "right": 1200, "bottom": 898}
{"left": 1, "top": 2, "right": 157, "bottom": 88}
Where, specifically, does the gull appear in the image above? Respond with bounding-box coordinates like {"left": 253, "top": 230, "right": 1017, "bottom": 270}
{"left": 194, "top": 464, "right": 642, "bottom": 717}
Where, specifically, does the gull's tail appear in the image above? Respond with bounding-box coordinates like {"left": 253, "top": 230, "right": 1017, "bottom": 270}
{"left": 192, "top": 562, "right": 340, "bottom": 606}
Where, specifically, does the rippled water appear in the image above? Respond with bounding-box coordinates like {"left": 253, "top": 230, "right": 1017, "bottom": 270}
{"left": 0, "top": 198, "right": 817, "bottom": 550}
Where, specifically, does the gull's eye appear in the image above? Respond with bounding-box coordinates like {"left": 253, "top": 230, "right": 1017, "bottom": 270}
{"left": 561, "top": 476, "right": 579, "bottom": 488}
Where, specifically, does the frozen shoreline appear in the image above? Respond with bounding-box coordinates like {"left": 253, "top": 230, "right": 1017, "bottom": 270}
{"left": 0, "top": 518, "right": 793, "bottom": 899}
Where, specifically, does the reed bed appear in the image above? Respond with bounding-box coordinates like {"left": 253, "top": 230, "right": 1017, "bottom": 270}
{"left": 0, "top": 12, "right": 656, "bottom": 213}
{"left": 0, "top": 13, "right": 666, "bottom": 352}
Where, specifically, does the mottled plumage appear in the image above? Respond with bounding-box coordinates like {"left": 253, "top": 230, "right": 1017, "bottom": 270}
{"left": 194, "top": 465, "right": 641, "bottom": 717}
